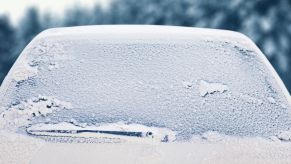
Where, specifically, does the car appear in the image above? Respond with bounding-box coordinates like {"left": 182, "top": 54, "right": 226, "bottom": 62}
{"left": 1, "top": 25, "right": 291, "bottom": 163}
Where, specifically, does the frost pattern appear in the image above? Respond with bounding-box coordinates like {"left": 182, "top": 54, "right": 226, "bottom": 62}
{"left": 198, "top": 80, "right": 228, "bottom": 97}
{"left": 27, "top": 41, "right": 71, "bottom": 71}
{"left": 12, "top": 59, "right": 38, "bottom": 82}
{"left": 267, "top": 97, "right": 276, "bottom": 104}
{"left": 0, "top": 96, "right": 72, "bottom": 131}
{"left": 11, "top": 41, "right": 68, "bottom": 83}
{"left": 182, "top": 81, "right": 193, "bottom": 89}
{"left": 239, "top": 94, "right": 263, "bottom": 105}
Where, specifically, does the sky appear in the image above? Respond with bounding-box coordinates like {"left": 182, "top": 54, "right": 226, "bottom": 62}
{"left": 0, "top": 0, "right": 109, "bottom": 25}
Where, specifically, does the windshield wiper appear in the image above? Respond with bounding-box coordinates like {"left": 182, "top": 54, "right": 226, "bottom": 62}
{"left": 26, "top": 122, "right": 175, "bottom": 142}
{"left": 27, "top": 129, "right": 153, "bottom": 137}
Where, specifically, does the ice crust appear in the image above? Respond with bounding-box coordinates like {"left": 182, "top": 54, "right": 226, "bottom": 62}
{"left": 198, "top": 80, "right": 228, "bottom": 97}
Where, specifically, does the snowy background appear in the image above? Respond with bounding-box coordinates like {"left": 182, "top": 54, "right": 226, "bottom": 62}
{"left": 0, "top": 0, "right": 291, "bottom": 92}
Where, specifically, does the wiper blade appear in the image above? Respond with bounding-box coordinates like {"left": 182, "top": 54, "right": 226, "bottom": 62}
{"left": 27, "top": 129, "right": 150, "bottom": 137}
{"left": 26, "top": 122, "right": 176, "bottom": 142}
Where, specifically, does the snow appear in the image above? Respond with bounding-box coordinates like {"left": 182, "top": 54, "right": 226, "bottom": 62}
{"left": 28, "top": 133, "right": 291, "bottom": 164}
{"left": 12, "top": 58, "right": 38, "bottom": 82}
{"left": 0, "top": 25, "right": 291, "bottom": 162}
{"left": 0, "top": 131, "right": 44, "bottom": 164}
{"left": 9, "top": 40, "right": 71, "bottom": 84}
{"left": 2, "top": 130, "right": 291, "bottom": 164}
{"left": 198, "top": 80, "right": 228, "bottom": 97}
{"left": 200, "top": 131, "right": 224, "bottom": 142}
{"left": 277, "top": 130, "right": 291, "bottom": 141}
{"left": 0, "top": 96, "right": 72, "bottom": 131}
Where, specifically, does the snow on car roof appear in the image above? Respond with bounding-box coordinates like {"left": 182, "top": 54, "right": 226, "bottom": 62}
{"left": 0, "top": 25, "right": 291, "bottom": 140}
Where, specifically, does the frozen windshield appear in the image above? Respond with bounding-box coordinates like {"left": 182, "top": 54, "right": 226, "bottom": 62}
{"left": 0, "top": 26, "right": 291, "bottom": 141}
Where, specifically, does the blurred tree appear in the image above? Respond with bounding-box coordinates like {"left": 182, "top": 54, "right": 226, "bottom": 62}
{"left": 19, "top": 7, "right": 43, "bottom": 47}
{"left": 42, "top": 12, "right": 61, "bottom": 29}
{"left": 91, "top": 4, "right": 106, "bottom": 24}
{"left": 108, "top": 0, "right": 194, "bottom": 25}
{"left": 64, "top": 4, "right": 94, "bottom": 26}
{"left": 0, "top": 15, "right": 16, "bottom": 83}
{"left": 239, "top": 0, "right": 291, "bottom": 90}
